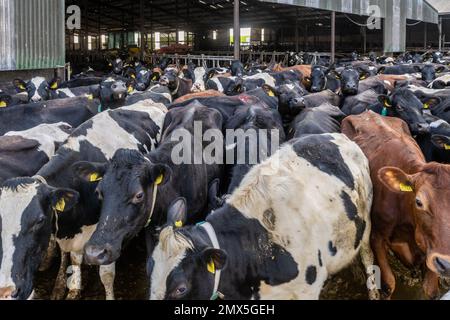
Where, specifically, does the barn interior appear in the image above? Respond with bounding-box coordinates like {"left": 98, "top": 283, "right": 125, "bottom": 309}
{"left": 65, "top": 0, "right": 442, "bottom": 69}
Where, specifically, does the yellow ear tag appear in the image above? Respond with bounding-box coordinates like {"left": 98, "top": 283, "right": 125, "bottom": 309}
{"left": 155, "top": 174, "right": 164, "bottom": 186}
{"left": 86, "top": 94, "right": 94, "bottom": 100}
{"left": 175, "top": 220, "right": 183, "bottom": 228}
{"left": 267, "top": 90, "right": 275, "bottom": 97}
{"left": 444, "top": 144, "right": 450, "bottom": 150}
{"left": 131, "top": 74, "right": 136, "bottom": 79}
{"left": 384, "top": 101, "right": 392, "bottom": 108}
{"left": 423, "top": 103, "right": 429, "bottom": 109}
{"left": 128, "top": 86, "right": 133, "bottom": 93}
{"left": 0, "top": 101, "right": 7, "bottom": 108}
{"left": 89, "top": 173, "right": 102, "bottom": 182}
{"left": 54, "top": 198, "right": 66, "bottom": 212}
{"left": 152, "top": 75, "right": 157, "bottom": 81}
{"left": 207, "top": 260, "right": 215, "bottom": 274}
{"left": 399, "top": 183, "right": 413, "bottom": 192}
{"left": 19, "top": 84, "right": 26, "bottom": 90}
{"left": 109, "top": 63, "right": 112, "bottom": 67}
{"left": 50, "top": 83, "right": 58, "bottom": 89}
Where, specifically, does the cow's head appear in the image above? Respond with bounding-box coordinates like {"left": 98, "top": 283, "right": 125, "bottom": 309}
{"left": 310, "top": 66, "right": 337, "bottom": 93}
{"left": 378, "top": 164, "right": 450, "bottom": 278}
{"left": 231, "top": 60, "right": 244, "bottom": 77}
{"left": 390, "top": 88, "right": 430, "bottom": 135}
{"left": 91, "top": 78, "right": 129, "bottom": 109}
{"left": 73, "top": 149, "right": 171, "bottom": 265}
{"left": 13, "top": 77, "right": 61, "bottom": 102}
{"left": 135, "top": 68, "right": 152, "bottom": 91}
{"left": 191, "top": 67, "right": 207, "bottom": 92}
{"left": 420, "top": 65, "right": 446, "bottom": 83}
{"left": 110, "top": 58, "right": 124, "bottom": 75}
{"left": 159, "top": 68, "right": 180, "bottom": 93}
{"left": 339, "top": 67, "right": 369, "bottom": 95}
{"left": 0, "top": 177, "right": 79, "bottom": 300}
{"left": 263, "top": 82, "right": 306, "bottom": 117}
{"left": 149, "top": 200, "right": 227, "bottom": 300}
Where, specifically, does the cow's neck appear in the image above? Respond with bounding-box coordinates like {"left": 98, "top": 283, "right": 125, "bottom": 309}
{"left": 205, "top": 204, "right": 291, "bottom": 300}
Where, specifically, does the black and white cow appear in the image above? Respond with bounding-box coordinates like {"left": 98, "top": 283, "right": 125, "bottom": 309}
{"left": 0, "top": 122, "right": 72, "bottom": 184}
{"left": 125, "top": 84, "right": 172, "bottom": 108}
{"left": 341, "top": 90, "right": 383, "bottom": 115}
{"left": 309, "top": 66, "right": 341, "bottom": 93}
{"left": 77, "top": 103, "right": 225, "bottom": 267}
{"left": 0, "top": 102, "right": 167, "bottom": 300}
{"left": 159, "top": 68, "right": 193, "bottom": 99}
{"left": 13, "top": 77, "right": 61, "bottom": 102}
{"left": 60, "top": 77, "right": 104, "bottom": 89}
{"left": 148, "top": 133, "right": 379, "bottom": 300}
{"left": 300, "top": 90, "right": 341, "bottom": 109}
{"left": 0, "top": 96, "right": 99, "bottom": 136}
{"left": 0, "top": 91, "right": 27, "bottom": 108}
{"left": 416, "top": 114, "right": 450, "bottom": 163}
{"left": 224, "top": 103, "right": 285, "bottom": 194}
{"left": 288, "top": 104, "right": 346, "bottom": 139}
{"left": 191, "top": 66, "right": 229, "bottom": 92}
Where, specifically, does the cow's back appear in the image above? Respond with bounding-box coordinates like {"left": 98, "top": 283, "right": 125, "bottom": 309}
{"left": 0, "top": 97, "right": 98, "bottom": 135}
{"left": 228, "top": 133, "right": 373, "bottom": 298}
{"left": 342, "top": 111, "right": 426, "bottom": 228}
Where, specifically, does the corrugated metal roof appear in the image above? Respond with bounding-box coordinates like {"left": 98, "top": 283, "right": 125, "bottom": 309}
{"left": 426, "top": 0, "right": 450, "bottom": 15}
{"left": 261, "top": 0, "right": 439, "bottom": 23}
{"left": 0, "top": 0, "right": 65, "bottom": 71}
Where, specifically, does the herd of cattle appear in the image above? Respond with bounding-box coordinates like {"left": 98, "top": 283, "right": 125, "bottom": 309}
{"left": 1, "top": 50, "right": 450, "bottom": 301}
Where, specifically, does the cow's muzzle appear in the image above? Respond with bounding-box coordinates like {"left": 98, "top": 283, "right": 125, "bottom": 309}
{"left": 428, "top": 253, "right": 450, "bottom": 277}
{"left": 84, "top": 243, "right": 116, "bottom": 266}
{"left": 0, "top": 286, "right": 16, "bottom": 300}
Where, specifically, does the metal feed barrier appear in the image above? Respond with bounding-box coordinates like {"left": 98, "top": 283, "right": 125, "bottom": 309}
{"left": 149, "top": 53, "right": 235, "bottom": 69}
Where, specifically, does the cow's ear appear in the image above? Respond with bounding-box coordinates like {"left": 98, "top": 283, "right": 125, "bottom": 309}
{"left": 150, "top": 71, "right": 160, "bottom": 82}
{"left": 262, "top": 84, "right": 278, "bottom": 97}
{"left": 72, "top": 161, "right": 107, "bottom": 183}
{"left": 378, "top": 95, "right": 392, "bottom": 108}
{"left": 49, "top": 77, "right": 61, "bottom": 90}
{"left": 432, "top": 80, "right": 447, "bottom": 89}
{"left": 431, "top": 135, "right": 450, "bottom": 151}
{"left": 167, "top": 197, "right": 187, "bottom": 228}
{"left": 204, "top": 69, "right": 214, "bottom": 80}
{"left": 201, "top": 248, "right": 227, "bottom": 272}
{"left": 359, "top": 71, "right": 370, "bottom": 80}
{"left": 208, "top": 179, "right": 224, "bottom": 211}
{"left": 0, "top": 95, "right": 11, "bottom": 107}
{"left": 13, "top": 79, "right": 27, "bottom": 92}
{"left": 436, "top": 66, "right": 446, "bottom": 74}
{"left": 413, "top": 65, "right": 423, "bottom": 73}
{"left": 50, "top": 188, "right": 80, "bottom": 213}
{"left": 378, "top": 167, "right": 415, "bottom": 194}
{"left": 143, "top": 163, "right": 172, "bottom": 187}
{"left": 377, "top": 67, "right": 386, "bottom": 75}
{"left": 329, "top": 70, "right": 341, "bottom": 80}
{"left": 423, "top": 97, "right": 441, "bottom": 109}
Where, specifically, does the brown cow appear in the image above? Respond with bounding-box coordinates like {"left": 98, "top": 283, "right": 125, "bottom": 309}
{"left": 272, "top": 64, "right": 312, "bottom": 78}
{"left": 172, "top": 90, "right": 226, "bottom": 104}
{"left": 342, "top": 111, "right": 450, "bottom": 299}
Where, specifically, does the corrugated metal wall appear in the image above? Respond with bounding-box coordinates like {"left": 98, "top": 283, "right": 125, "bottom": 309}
{"left": 261, "top": 0, "right": 438, "bottom": 23}
{"left": 0, "top": 0, "right": 65, "bottom": 71}
{"left": 0, "top": 0, "right": 15, "bottom": 70}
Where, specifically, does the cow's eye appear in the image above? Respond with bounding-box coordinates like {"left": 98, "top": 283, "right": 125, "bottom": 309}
{"left": 36, "top": 216, "right": 46, "bottom": 225}
{"left": 133, "top": 192, "right": 145, "bottom": 203}
{"left": 416, "top": 198, "right": 424, "bottom": 208}
{"left": 171, "top": 284, "right": 188, "bottom": 298}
